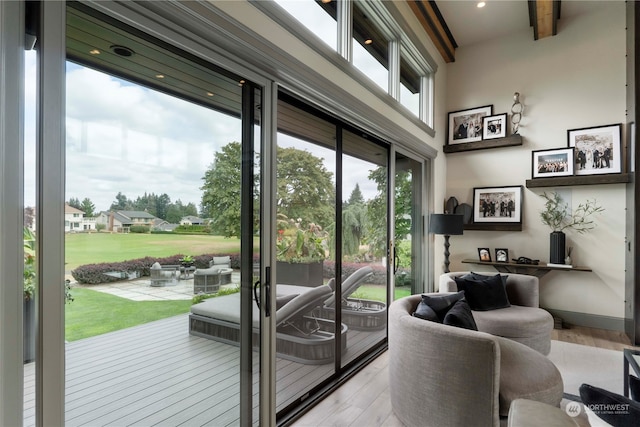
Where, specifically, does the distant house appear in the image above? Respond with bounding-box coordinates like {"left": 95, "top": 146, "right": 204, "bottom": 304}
{"left": 152, "top": 218, "right": 179, "bottom": 232}
{"left": 96, "top": 210, "right": 157, "bottom": 233}
{"left": 180, "top": 215, "right": 205, "bottom": 226}
{"left": 65, "top": 203, "right": 96, "bottom": 232}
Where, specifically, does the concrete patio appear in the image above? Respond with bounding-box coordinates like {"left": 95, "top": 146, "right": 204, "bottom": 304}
{"left": 70, "top": 271, "right": 241, "bottom": 302}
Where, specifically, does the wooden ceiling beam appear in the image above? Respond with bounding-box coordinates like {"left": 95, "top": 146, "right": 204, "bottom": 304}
{"left": 529, "top": 0, "right": 561, "bottom": 40}
{"left": 409, "top": 1, "right": 457, "bottom": 63}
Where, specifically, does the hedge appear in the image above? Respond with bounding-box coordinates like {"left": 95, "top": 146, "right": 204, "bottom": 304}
{"left": 72, "top": 255, "right": 408, "bottom": 286}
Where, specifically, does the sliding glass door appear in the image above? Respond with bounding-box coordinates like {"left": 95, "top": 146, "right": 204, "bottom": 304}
{"left": 393, "top": 152, "right": 424, "bottom": 297}
{"left": 60, "top": 5, "right": 264, "bottom": 426}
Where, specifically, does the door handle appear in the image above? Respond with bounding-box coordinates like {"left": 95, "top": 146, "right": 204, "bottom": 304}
{"left": 393, "top": 247, "right": 399, "bottom": 274}
{"left": 253, "top": 267, "right": 271, "bottom": 317}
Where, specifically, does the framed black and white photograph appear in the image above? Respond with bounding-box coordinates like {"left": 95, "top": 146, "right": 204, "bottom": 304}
{"left": 568, "top": 123, "right": 622, "bottom": 175}
{"left": 478, "top": 248, "right": 491, "bottom": 262}
{"left": 495, "top": 248, "right": 509, "bottom": 263}
{"left": 532, "top": 148, "right": 574, "bottom": 178}
{"left": 472, "top": 185, "right": 523, "bottom": 224}
{"left": 447, "top": 105, "right": 493, "bottom": 145}
{"left": 482, "top": 113, "right": 507, "bottom": 140}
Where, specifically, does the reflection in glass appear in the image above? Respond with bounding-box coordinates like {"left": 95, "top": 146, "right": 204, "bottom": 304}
{"left": 274, "top": 0, "right": 337, "bottom": 51}
{"left": 340, "top": 129, "right": 388, "bottom": 368}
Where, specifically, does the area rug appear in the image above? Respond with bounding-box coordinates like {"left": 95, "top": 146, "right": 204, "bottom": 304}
{"left": 547, "top": 341, "right": 626, "bottom": 426}
{"left": 548, "top": 340, "right": 624, "bottom": 397}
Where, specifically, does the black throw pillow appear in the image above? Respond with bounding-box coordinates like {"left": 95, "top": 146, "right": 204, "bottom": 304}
{"left": 442, "top": 298, "right": 478, "bottom": 331}
{"left": 579, "top": 383, "right": 640, "bottom": 427}
{"left": 461, "top": 272, "right": 508, "bottom": 288}
{"left": 413, "top": 291, "right": 465, "bottom": 322}
{"left": 454, "top": 275, "right": 510, "bottom": 311}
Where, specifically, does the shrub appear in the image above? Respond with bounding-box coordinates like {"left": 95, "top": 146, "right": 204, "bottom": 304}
{"left": 129, "top": 225, "right": 150, "bottom": 234}
{"left": 71, "top": 252, "right": 243, "bottom": 284}
{"left": 95, "top": 223, "right": 106, "bottom": 232}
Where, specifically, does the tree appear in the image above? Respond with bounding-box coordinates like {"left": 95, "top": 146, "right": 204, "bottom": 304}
{"left": 200, "top": 142, "right": 335, "bottom": 238}
{"left": 342, "top": 203, "right": 367, "bottom": 256}
{"left": 80, "top": 198, "right": 96, "bottom": 217}
{"left": 276, "top": 146, "right": 335, "bottom": 228}
{"left": 366, "top": 167, "right": 413, "bottom": 257}
{"left": 68, "top": 197, "right": 82, "bottom": 210}
{"left": 110, "top": 192, "right": 130, "bottom": 211}
{"left": 346, "top": 183, "right": 364, "bottom": 207}
{"left": 200, "top": 142, "right": 244, "bottom": 237}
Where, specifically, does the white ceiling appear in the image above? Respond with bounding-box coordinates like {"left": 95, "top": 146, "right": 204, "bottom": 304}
{"left": 434, "top": 0, "right": 613, "bottom": 48}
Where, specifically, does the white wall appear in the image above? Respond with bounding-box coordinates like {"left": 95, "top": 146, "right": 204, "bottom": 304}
{"left": 445, "top": 3, "right": 627, "bottom": 322}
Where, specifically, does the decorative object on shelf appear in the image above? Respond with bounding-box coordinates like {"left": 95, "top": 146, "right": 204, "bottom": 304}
{"left": 429, "top": 213, "right": 464, "bottom": 273}
{"left": 568, "top": 123, "right": 622, "bottom": 176}
{"left": 482, "top": 113, "right": 507, "bottom": 140}
{"left": 472, "top": 185, "right": 523, "bottom": 224}
{"left": 478, "top": 247, "right": 491, "bottom": 262}
{"left": 454, "top": 203, "right": 473, "bottom": 224}
{"left": 495, "top": 248, "right": 509, "bottom": 262}
{"left": 445, "top": 196, "right": 459, "bottom": 214}
{"left": 447, "top": 105, "right": 492, "bottom": 146}
{"left": 565, "top": 246, "right": 573, "bottom": 266}
{"left": 510, "top": 92, "right": 523, "bottom": 134}
{"left": 532, "top": 148, "right": 574, "bottom": 178}
{"left": 512, "top": 256, "right": 539, "bottom": 265}
{"left": 539, "top": 191, "right": 604, "bottom": 264}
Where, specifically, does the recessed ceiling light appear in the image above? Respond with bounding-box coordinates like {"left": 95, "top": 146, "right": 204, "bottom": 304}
{"left": 206, "top": 92, "right": 214, "bottom": 97}
{"left": 109, "top": 45, "right": 134, "bottom": 57}
{"left": 89, "top": 49, "right": 101, "bottom": 55}
{"left": 477, "top": 1, "right": 486, "bottom": 8}
{"left": 155, "top": 74, "right": 165, "bottom": 79}
{"left": 364, "top": 39, "right": 373, "bottom": 45}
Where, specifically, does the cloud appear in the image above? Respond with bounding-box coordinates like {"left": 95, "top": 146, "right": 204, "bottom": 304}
{"left": 25, "top": 57, "right": 382, "bottom": 214}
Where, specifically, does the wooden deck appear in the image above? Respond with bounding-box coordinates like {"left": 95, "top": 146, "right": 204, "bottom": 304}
{"left": 23, "top": 314, "right": 384, "bottom": 426}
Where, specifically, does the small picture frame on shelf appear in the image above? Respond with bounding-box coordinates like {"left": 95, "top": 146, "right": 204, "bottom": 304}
{"left": 532, "top": 148, "right": 574, "bottom": 178}
{"left": 482, "top": 113, "right": 507, "bottom": 140}
{"left": 568, "top": 123, "right": 622, "bottom": 175}
{"left": 478, "top": 248, "right": 491, "bottom": 262}
{"left": 447, "top": 105, "right": 493, "bottom": 145}
{"left": 472, "top": 185, "right": 523, "bottom": 224}
{"left": 495, "top": 248, "right": 509, "bottom": 263}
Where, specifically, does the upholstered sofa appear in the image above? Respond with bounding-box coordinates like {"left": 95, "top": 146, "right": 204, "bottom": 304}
{"left": 439, "top": 271, "right": 554, "bottom": 355}
{"left": 389, "top": 294, "right": 564, "bottom": 427}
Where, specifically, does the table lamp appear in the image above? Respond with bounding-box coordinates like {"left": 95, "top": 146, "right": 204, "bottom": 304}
{"left": 430, "top": 213, "right": 464, "bottom": 273}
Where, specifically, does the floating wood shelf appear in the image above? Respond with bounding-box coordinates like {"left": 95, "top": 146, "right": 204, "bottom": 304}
{"left": 443, "top": 134, "right": 523, "bottom": 153}
{"left": 461, "top": 259, "right": 591, "bottom": 278}
{"left": 525, "top": 173, "right": 632, "bottom": 188}
{"left": 463, "top": 223, "right": 522, "bottom": 231}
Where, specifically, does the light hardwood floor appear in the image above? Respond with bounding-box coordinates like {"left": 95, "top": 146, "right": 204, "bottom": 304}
{"left": 291, "top": 325, "right": 640, "bottom": 427}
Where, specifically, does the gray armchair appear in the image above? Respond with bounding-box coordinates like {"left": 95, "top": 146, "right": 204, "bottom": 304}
{"left": 439, "top": 272, "right": 553, "bottom": 354}
{"left": 389, "top": 294, "right": 563, "bottom": 427}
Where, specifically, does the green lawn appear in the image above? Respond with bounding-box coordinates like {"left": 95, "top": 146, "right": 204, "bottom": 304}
{"left": 65, "top": 233, "right": 243, "bottom": 270}
{"left": 65, "top": 288, "right": 192, "bottom": 341}
{"left": 352, "top": 285, "right": 412, "bottom": 301}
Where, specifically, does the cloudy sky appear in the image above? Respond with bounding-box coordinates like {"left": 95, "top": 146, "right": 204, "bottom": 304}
{"left": 24, "top": 52, "right": 380, "bottom": 214}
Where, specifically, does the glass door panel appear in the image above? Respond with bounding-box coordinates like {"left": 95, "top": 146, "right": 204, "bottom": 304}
{"left": 275, "top": 98, "right": 337, "bottom": 413}
{"left": 340, "top": 129, "right": 388, "bottom": 368}
{"left": 393, "top": 153, "right": 424, "bottom": 298}
{"left": 62, "top": 6, "right": 260, "bottom": 426}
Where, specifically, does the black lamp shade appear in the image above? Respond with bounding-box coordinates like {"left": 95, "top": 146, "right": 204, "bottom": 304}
{"left": 429, "top": 214, "right": 464, "bottom": 235}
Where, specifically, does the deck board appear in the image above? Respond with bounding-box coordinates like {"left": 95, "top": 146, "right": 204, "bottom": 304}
{"left": 24, "top": 313, "right": 385, "bottom": 426}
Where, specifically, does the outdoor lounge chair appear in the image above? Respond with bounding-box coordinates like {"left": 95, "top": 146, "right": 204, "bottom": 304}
{"left": 320, "top": 266, "right": 387, "bottom": 331}
{"left": 189, "top": 284, "right": 348, "bottom": 364}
